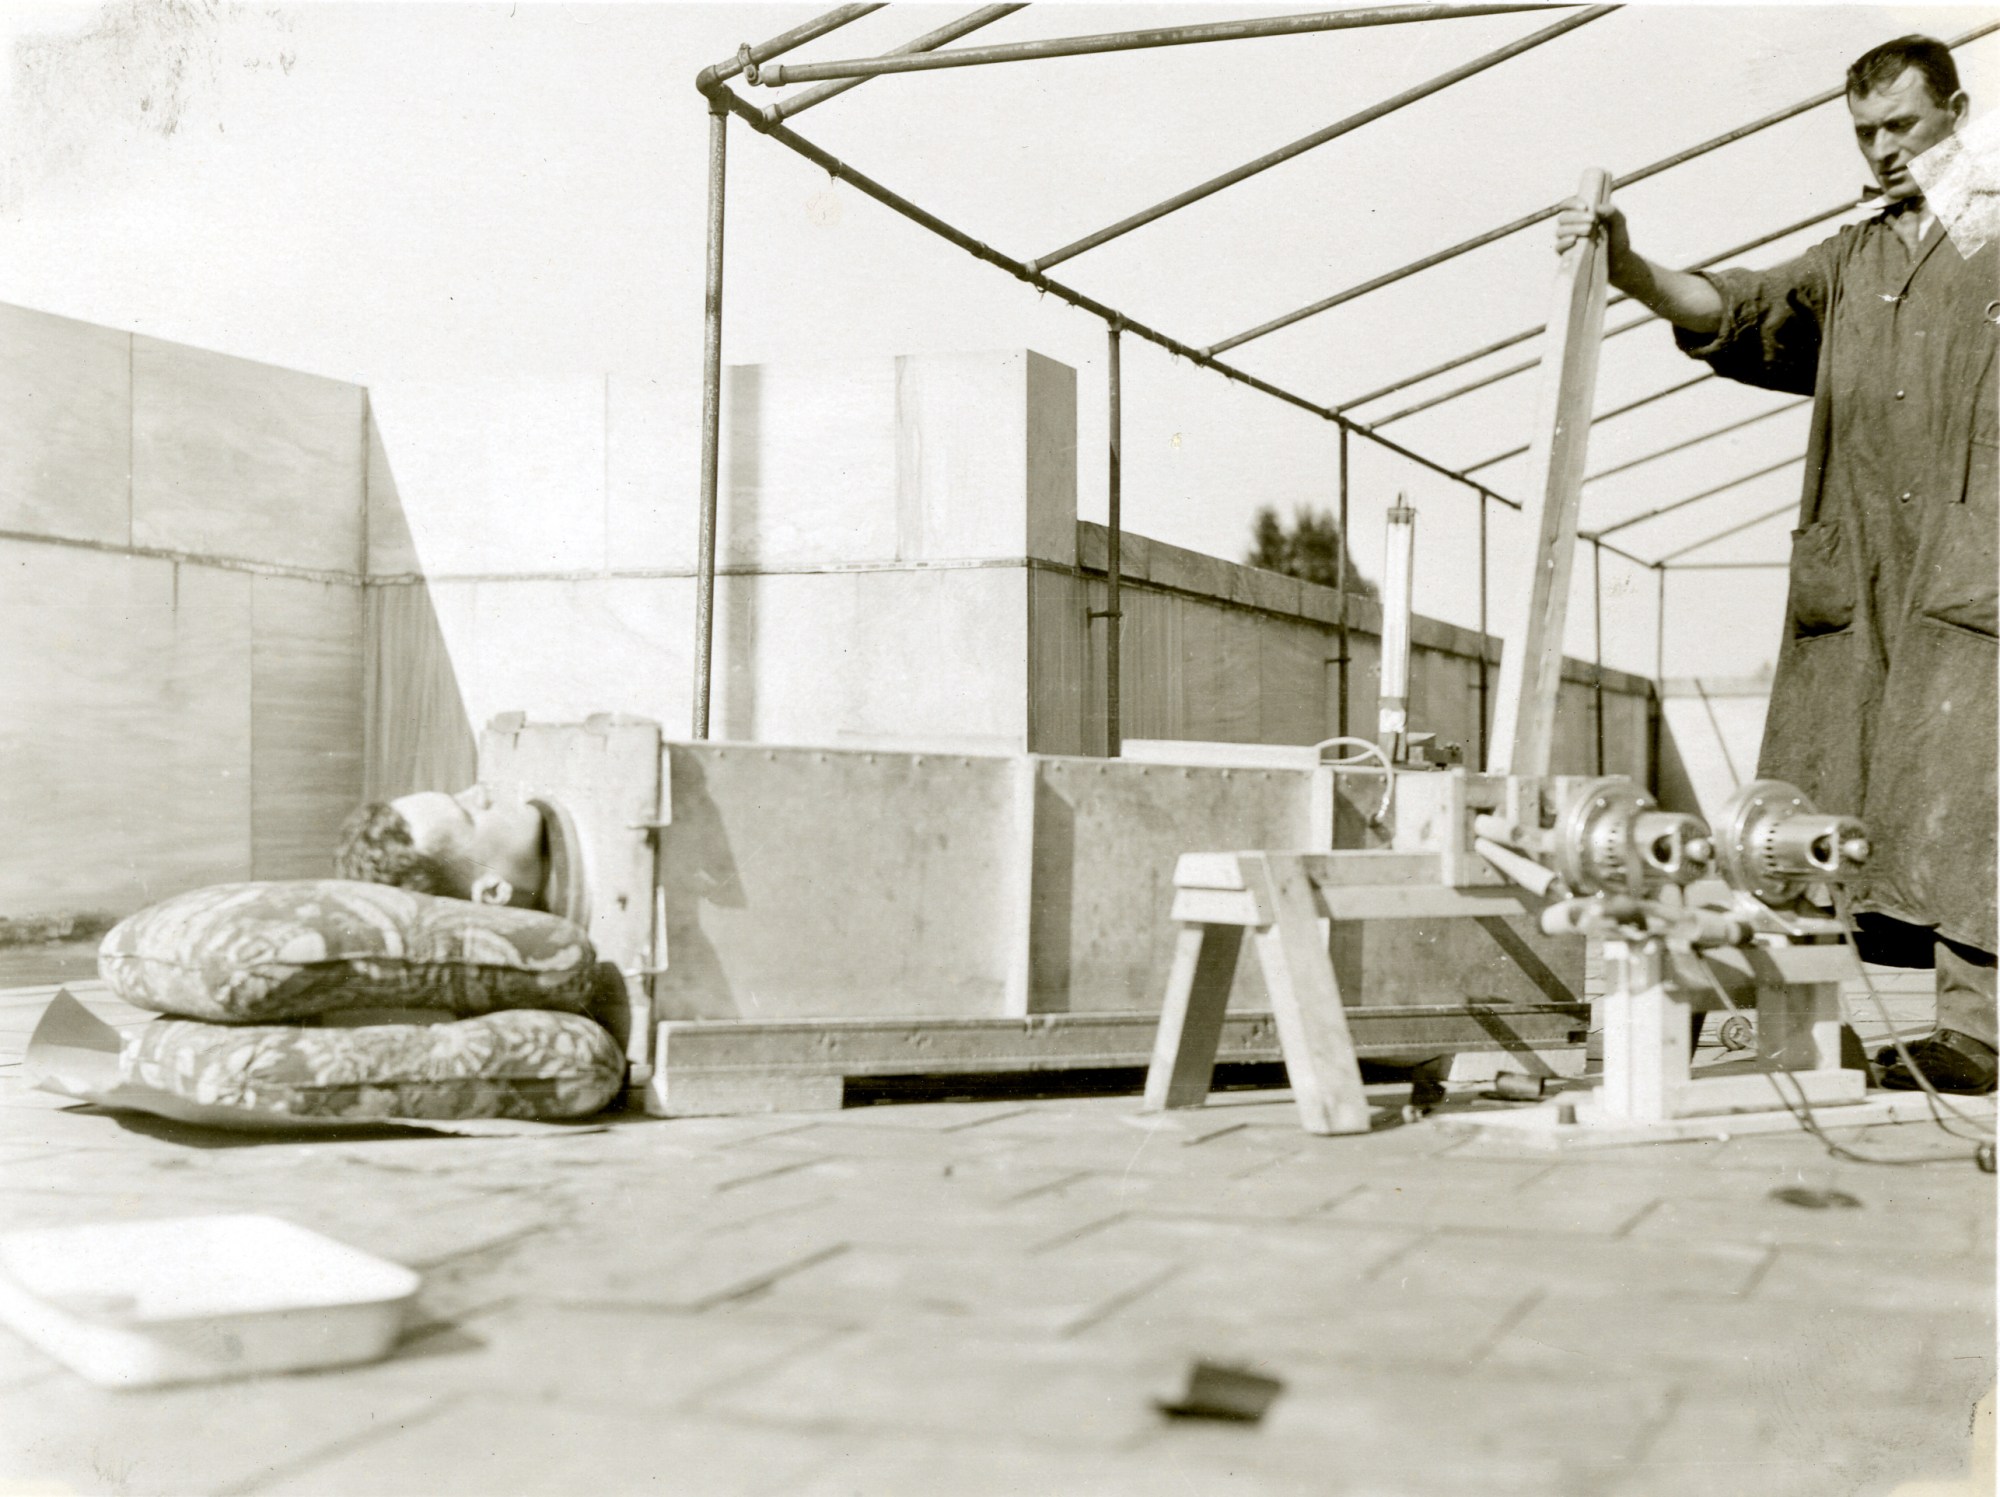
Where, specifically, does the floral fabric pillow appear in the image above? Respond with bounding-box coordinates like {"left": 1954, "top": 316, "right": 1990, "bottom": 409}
{"left": 100, "top": 880, "right": 603, "bottom": 1024}
{"left": 124, "top": 1009, "right": 625, "bottom": 1122}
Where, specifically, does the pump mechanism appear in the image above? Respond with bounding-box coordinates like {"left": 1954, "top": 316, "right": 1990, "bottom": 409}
{"left": 1710, "top": 779, "right": 1870, "bottom": 906}
{"left": 1548, "top": 777, "right": 1715, "bottom": 897}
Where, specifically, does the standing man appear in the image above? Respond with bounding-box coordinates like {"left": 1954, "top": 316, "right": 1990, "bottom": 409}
{"left": 1558, "top": 35, "right": 1997, "bottom": 1091}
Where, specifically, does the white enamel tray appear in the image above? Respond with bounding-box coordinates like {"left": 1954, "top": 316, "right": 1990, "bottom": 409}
{"left": 0, "top": 1214, "right": 420, "bottom": 1389}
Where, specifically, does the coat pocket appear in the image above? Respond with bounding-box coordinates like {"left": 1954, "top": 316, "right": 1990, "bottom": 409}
{"left": 1919, "top": 437, "right": 1998, "bottom": 638}
{"left": 1786, "top": 519, "right": 1854, "bottom": 636}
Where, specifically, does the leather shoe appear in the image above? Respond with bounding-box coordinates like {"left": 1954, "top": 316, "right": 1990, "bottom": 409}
{"left": 1874, "top": 1029, "right": 1999, "bottom": 1094}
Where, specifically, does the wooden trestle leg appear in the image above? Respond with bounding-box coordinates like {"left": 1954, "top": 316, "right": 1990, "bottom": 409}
{"left": 1143, "top": 852, "right": 1372, "bottom": 1137}
{"left": 1249, "top": 857, "right": 1371, "bottom": 1135}
{"left": 1143, "top": 923, "right": 1246, "bottom": 1112}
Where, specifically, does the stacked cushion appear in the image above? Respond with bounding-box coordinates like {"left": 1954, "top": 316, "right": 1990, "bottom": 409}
{"left": 124, "top": 1010, "right": 625, "bottom": 1123}
{"left": 101, "top": 880, "right": 604, "bottom": 1023}
{"left": 98, "top": 881, "right": 628, "bottom": 1124}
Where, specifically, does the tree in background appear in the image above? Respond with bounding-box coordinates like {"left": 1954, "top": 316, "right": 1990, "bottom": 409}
{"left": 1246, "top": 505, "right": 1378, "bottom": 596}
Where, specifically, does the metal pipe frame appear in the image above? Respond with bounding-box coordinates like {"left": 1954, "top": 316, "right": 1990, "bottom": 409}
{"left": 1649, "top": 562, "right": 1663, "bottom": 794}
{"left": 1476, "top": 489, "right": 1489, "bottom": 768}
{"left": 696, "top": 4, "right": 884, "bottom": 92}
{"left": 681, "top": 108, "right": 1675, "bottom": 704}
{"left": 1583, "top": 398, "right": 1808, "bottom": 486}
{"left": 692, "top": 7, "right": 1949, "bottom": 709}
{"left": 1462, "top": 371, "right": 1712, "bottom": 474}
{"left": 1030, "top": 6, "right": 1614, "bottom": 274}
{"left": 1364, "top": 305, "right": 1648, "bottom": 428}
{"left": 1656, "top": 498, "right": 1796, "bottom": 563}
{"left": 754, "top": 4, "right": 1574, "bottom": 86}
{"left": 1664, "top": 560, "right": 1789, "bottom": 570}
{"left": 766, "top": 6, "right": 1025, "bottom": 124}
{"left": 1212, "top": 18, "right": 1997, "bottom": 355}
{"left": 1335, "top": 194, "right": 1869, "bottom": 415}
{"left": 1352, "top": 207, "right": 1858, "bottom": 430}
{"left": 1653, "top": 564, "right": 1665, "bottom": 690}
{"left": 1592, "top": 533, "right": 1653, "bottom": 571}
{"left": 1591, "top": 538, "right": 1605, "bottom": 774}
{"left": 1588, "top": 452, "right": 1805, "bottom": 542}
{"left": 1337, "top": 426, "right": 1351, "bottom": 740}
{"left": 693, "top": 0, "right": 885, "bottom": 738}
{"left": 1104, "top": 324, "right": 1124, "bottom": 757}
{"left": 699, "top": 83, "right": 1527, "bottom": 517}
{"left": 700, "top": 74, "right": 1735, "bottom": 681}
{"left": 692, "top": 96, "right": 729, "bottom": 740}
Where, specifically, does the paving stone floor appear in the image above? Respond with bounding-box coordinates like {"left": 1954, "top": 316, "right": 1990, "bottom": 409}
{"left": 0, "top": 969, "right": 1991, "bottom": 1497}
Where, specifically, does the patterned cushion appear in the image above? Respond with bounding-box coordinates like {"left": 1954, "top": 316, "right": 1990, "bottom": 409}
{"left": 100, "top": 881, "right": 603, "bottom": 1024}
{"left": 124, "top": 1010, "right": 625, "bottom": 1122}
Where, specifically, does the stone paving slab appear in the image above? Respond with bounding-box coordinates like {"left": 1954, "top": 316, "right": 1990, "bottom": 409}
{"left": 0, "top": 982, "right": 1991, "bottom": 1495}
{"left": 1483, "top": 1292, "right": 1968, "bottom": 1393}
{"left": 321, "top": 1301, "right": 857, "bottom": 1416}
{"left": 753, "top": 1246, "right": 1181, "bottom": 1339}
{"left": 1083, "top": 1280, "right": 1533, "bottom": 1375}
{"left": 1619, "top": 1388, "right": 1986, "bottom": 1497}
{"left": 1631, "top": 1190, "right": 1995, "bottom": 1256}
{"left": 248, "top": 1397, "right": 836, "bottom": 1497}
{"left": 0, "top": 1370, "right": 444, "bottom": 1496}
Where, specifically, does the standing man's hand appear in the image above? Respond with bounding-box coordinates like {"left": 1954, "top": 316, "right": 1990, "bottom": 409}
{"left": 1552, "top": 190, "right": 1722, "bottom": 334}
{"left": 1554, "top": 194, "right": 1630, "bottom": 266}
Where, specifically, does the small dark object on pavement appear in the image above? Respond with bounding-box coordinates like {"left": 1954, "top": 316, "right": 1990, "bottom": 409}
{"left": 1977, "top": 1144, "right": 1996, "bottom": 1174}
{"left": 1484, "top": 1071, "right": 1546, "bottom": 1102}
{"left": 1155, "top": 1360, "right": 1285, "bottom": 1423}
{"left": 1401, "top": 1058, "right": 1451, "bottom": 1122}
{"left": 1770, "top": 1187, "right": 1863, "bottom": 1210}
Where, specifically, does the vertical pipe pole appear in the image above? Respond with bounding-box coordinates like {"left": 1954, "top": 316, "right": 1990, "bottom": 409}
{"left": 1654, "top": 563, "right": 1666, "bottom": 682}
{"left": 1476, "top": 488, "right": 1489, "bottom": 770}
{"left": 693, "top": 99, "right": 729, "bottom": 739}
{"left": 1105, "top": 321, "right": 1123, "bottom": 758}
{"left": 1591, "top": 537, "right": 1605, "bottom": 775}
{"left": 1336, "top": 425, "right": 1351, "bottom": 740}
{"left": 1650, "top": 564, "right": 1666, "bottom": 796}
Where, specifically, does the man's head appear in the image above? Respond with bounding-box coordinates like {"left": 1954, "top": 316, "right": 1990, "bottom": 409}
{"left": 334, "top": 788, "right": 549, "bottom": 908}
{"left": 1846, "top": 36, "right": 1968, "bottom": 204}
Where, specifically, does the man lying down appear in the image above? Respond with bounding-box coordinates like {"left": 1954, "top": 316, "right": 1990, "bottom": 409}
{"left": 32, "top": 789, "right": 624, "bottom": 1130}
{"left": 333, "top": 788, "right": 586, "bottom": 923}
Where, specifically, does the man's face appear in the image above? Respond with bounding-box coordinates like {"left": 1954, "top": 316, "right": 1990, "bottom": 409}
{"left": 390, "top": 787, "right": 548, "bottom": 907}
{"left": 1849, "top": 66, "right": 1968, "bottom": 203}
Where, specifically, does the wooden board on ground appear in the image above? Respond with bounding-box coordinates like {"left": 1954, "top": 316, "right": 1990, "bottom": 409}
{"left": 1452, "top": 1088, "right": 1997, "bottom": 1151}
{"left": 646, "top": 1003, "right": 1589, "bottom": 1117}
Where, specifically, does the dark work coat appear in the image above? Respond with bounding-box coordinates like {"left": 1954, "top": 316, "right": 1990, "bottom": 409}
{"left": 1677, "top": 209, "right": 1997, "bottom": 955}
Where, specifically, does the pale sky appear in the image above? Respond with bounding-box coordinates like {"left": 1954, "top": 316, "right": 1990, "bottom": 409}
{"left": 1, "top": 1, "right": 1988, "bottom": 680}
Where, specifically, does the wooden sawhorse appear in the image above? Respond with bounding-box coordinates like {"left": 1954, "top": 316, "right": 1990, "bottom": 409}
{"left": 1142, "top": 849, "right": 1548, "bottom": 1135}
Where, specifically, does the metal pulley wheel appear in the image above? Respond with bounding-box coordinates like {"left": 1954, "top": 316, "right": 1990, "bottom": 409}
{"left": 1717, "top": 1014, "right": 1755, "bottom": 1052}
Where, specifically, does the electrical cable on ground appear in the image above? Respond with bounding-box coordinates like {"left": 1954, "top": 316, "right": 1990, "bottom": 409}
{"left": 1680, "top": 902, "right": 1994, "bottom": 1169}
{"left": 1830, "top": 887, "right": 1998, "bottom": 1145}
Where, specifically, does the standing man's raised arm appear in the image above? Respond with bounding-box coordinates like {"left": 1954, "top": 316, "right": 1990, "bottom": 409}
{"left": 1555, "top": 194, "right": 1725, "bottom": 334}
